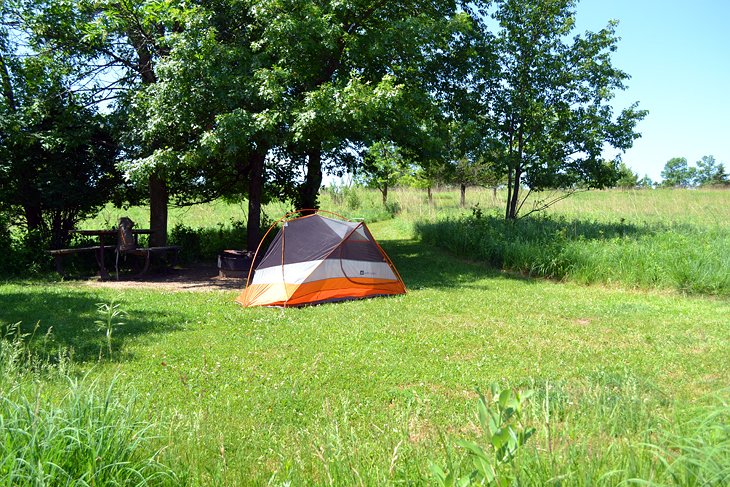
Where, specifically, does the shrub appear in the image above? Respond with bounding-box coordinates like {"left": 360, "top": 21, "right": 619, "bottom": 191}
{"left": 0, "top": 213, "right": 14, "bottom": 275}
{"left": 342, "top": 186, "right": 362, "bottom": 210}
{"left": 170, "top": 220, "right": 247, "bottom": 263}
{"left": 0, "top": 218, "right": 54, "bottom": 277}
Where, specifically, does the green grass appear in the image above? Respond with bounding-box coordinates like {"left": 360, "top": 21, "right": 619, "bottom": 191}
{"left": 2, "top": 211, "right": 729, "bottom": 484}
{"left": 415, "top": 214, "right": 730, "bottom": 296}
{"left": 0, "top": 324, "right": 182, "bottom": 486}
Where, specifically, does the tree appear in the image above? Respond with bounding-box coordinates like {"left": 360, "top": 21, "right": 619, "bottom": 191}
{"left": 615, "top": 162, "right": 639, "bottom": 189}
{"left": 119, "top": 1, "right": 279, "bottom": 250}
{"left": 99, "top": 0, "right": 470, "bottom": 246}
{"left": 26, "top": 0, "right": 181, "bottom": 246}
{"left": 421, "top": 9, "right": 497, "bottom": 208}
{"left": 637, "top": 174, "right": 654, "bottom": 188}
{"left": 0, "top": 23, "right": 119, "bottom": 248}
{"left": 694, "top": 155, "right": 729, "bottom": 186}
{"left": 660, "top": 157, "right": 693, "bottom": 187}
{"left": 712, "top": 163, "right": 730, "bottom": 186}
{"left": 359, "top": 141, "right": 410, "bottom": 205}
{"left": 252, "top": 0, "right": 476, "bottom": 211}
{"left": 485, "top": 0, "right": 646, "bottom": 219}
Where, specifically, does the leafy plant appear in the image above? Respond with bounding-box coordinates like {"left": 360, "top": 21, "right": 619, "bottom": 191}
{"left": 346, "top": 187, "right": 363, "bottom": 211}
{"left": 95, "top": 300, "right": 126, "bottom": 360}
{"left": 431, "top": 384, "right": 535, "bottom": 486}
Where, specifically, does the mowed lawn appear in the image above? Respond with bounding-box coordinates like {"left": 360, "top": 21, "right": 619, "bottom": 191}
{"left": 1, "top": 215, "right": 728, "bottom": 484}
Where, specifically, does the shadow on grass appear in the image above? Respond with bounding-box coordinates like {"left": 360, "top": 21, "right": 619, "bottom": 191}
{"left": 378, "top": 238, "right": 534, "bottom": 290}
{"left": 0, "top": 288, "right": 184, "bottom": 362}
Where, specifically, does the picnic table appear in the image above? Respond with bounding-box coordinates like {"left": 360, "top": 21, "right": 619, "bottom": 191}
{"left": 50, "top": 218, "right": 182, "bottom": 279}
{"left": 73, "top": 229, "right": 153, "bottom": 279}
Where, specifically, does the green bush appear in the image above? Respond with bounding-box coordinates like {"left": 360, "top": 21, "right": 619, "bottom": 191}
{"left": 170, "top": 220, "right": 247, "bottom": 263}
{"left": 0, "top": 218, "right": 54, "bottom": 277}
{"left": 0, "top": 214, "right": 14, "bottom": 274}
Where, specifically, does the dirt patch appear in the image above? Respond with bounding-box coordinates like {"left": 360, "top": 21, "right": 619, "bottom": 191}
{"left": 78, "top": 265, "right": 245, "bottom": 292}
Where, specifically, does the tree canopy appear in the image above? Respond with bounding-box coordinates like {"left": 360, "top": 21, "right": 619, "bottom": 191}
{"left": 484, "top": 0, "right": 647, "bottom": 219}
{"left": 661, "top": 155, "right": 728, "bottom": 188}
{"left": 0, "top": 4, "right": 119, "bottom": 248}
{"left": 3, "top": 0, "right": 651, "bottom": 251}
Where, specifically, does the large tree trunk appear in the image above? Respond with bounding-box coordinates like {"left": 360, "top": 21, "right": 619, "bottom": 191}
{"left": 427, "top": 185, "right": 433, "bottom": 206}
{"left": 505, "top": 125, "right": 524, "bottom": 220}
{"left": 129, "top": 28, "right": 168, "bottom": 246}
{"left": 299, "top": 145, "right": 322, "bottom": 213}
{"left": 247, "top": 149, "right": 266, "bottom": 251}
{"left": 381, "top": 183, "right": 388, "bottom": 205}
{"left": 24, "top": 205, "right": 43, "bottom": 233}
{"left": 460, "top": 183, "right": 466, "bottom": 207}
{"left": 505, "top": 169, "right": 513, "bottom": 220}
{"left": 148, "top": 173, "right": 168, "bottom": 247}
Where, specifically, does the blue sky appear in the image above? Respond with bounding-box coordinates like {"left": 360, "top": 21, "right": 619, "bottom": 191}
{"left": 575, "top": 0, "right": 730, "bottom": 181}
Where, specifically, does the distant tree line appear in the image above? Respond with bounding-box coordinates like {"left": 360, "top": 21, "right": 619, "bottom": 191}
{"left": 659, "top": 156, "right": 729, "bottom": 188}
{"left": 612, "top": 156, "right": 729, "bottom": 190}
{"left": 1, "top": 0, "right": 647, "bottom": 258}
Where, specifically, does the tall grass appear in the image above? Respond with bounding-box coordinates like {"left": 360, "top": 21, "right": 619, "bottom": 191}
{"left": 512, "top": 378, "right": 730, "bottom": 485}
{"left": 0, "top": 323, "right": 182, "bottom": 486}
{"left": 74, "top": 187, "right": 730, "bottom": 269}
{"left": 415, "top": 212, "right": 730, "bottom": 296}
{"left": 424, "top": 375, "right": 730, "bottom": 486}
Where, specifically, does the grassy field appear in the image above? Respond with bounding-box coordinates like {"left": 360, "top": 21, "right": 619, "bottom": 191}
{"left": 2, "top": 188, "right": 729, "bottom": 484}
{"left": 81, "top": 186, "right": 730, "bottom": 230}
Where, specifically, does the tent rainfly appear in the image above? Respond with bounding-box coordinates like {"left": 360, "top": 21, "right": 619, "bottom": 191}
{"left": 237, "top": 211, "right": 406, "bottom": 307}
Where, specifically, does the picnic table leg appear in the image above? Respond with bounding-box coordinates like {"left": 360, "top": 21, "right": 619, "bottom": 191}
{"left": 140, "top": 250, "right": 151, "bottom": 276}
{"left": 54, "top": 255, "right": 65, "bottom": 275}
{"left": 96, "top": 234, "right": 111, "bottom": 280}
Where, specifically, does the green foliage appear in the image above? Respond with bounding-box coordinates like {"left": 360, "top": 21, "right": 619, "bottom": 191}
{"left": 0, "top": 82, "right": 120, "bottom": 248}
{"left": 695, "top": 155, "right": 729, "bottom": 186}
{"left": 169, "top": 221, "right": 246, "bottom": 263}
{"left": 0, "top": 8, "right": 122, "bottom": 249}
{"left": 415, "top": 213, "right": 730, "bottom": 296}
{"left": 659, "top": 155, "right": 729, "bottom": 188}
{"left": 0, "top": 222, "right": 53, "bottom": 277}
{"left": 0, "top": 213, "right": 13, "bottom": 274}
{"left": 344, "top": 187, "right": 362, "bottom": 211}
{"left": 487, "top": 0, "right": 647, "bottom": 218}
{"left": 359, "top": 141, "right": 412, "bottom": 204}
{"left": 615, "top": 162, "right": 639, "bottom": 188}
{"left": 637, "top": 174, "right": 655, "bottom": 188}
{"left": 431, "top": 385, "right": 535, "bottom": 486}
{"left": 661, "top": 157, "right": 694, "bottom": 187}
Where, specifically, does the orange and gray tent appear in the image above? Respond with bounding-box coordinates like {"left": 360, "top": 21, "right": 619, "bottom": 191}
{"left": 237, "top": 211, "right": 406, "bottom": 307}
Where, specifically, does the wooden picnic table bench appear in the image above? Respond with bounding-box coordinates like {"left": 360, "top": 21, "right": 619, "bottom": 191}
{"left": 49, "top": 228, "right": 180, "bottom": 279}
{"left": 48, "top": 245, "right": 116, "bottom": 275}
